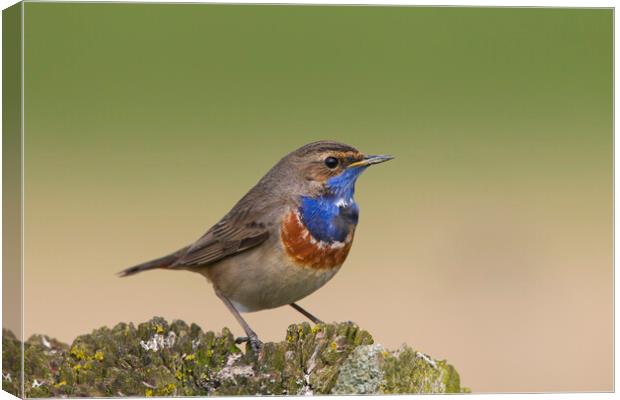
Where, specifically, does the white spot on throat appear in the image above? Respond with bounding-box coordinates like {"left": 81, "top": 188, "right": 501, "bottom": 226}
{"left": 309, "top": 232, "right": 347, "bottom": 249}
{"left": 335, "top": 197, "right": 352, "bottom": 208}
{"left": 293, "top": 209, "right": 349, "bottom": 249}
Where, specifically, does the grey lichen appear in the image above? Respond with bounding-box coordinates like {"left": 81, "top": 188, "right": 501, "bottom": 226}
{"left": 2, "top": 317, "right": 467, "bottom": 397}
{"left": 332, "top": 344, "right": 386, "bottom": 394}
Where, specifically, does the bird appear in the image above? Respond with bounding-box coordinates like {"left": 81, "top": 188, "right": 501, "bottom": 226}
{"left": 119, "top": 140, "right": 393, "bottom": 353}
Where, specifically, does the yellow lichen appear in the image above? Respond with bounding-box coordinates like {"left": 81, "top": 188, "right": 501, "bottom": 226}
{"left": 185, "top": 354, "right": 195, "bottom": 361}
{"left": 145, "top": 388, "right": 153, "bottom": 397}
{"left": 330, "top": 341, "right": 337, "bottom": 351}
{"left": 159, "top": 383, "right": 176, "bottom": 395}
{"left": 69, "top": 345, "right": 87, "bottom": 360}
{"left": 53, "top": 380, "right": 67, "bottom": 388}
{"left": 155, "top": 325, "right": 165, "bottom": 334}
{"left": 94, "top": 351, "right": 104, "bottom": 361}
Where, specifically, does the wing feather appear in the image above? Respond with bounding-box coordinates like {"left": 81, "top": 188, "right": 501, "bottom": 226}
{"left": 172, "top": 203, "right": 271, "bottom": 267}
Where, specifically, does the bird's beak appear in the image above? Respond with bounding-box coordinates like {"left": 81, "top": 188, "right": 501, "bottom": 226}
{"left": 348, "top": 154, "right": 394, "bottom": 168}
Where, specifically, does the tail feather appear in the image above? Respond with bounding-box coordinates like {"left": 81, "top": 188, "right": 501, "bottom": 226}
{"left": 118, "top": 247, "right": 189, "bottom": 277}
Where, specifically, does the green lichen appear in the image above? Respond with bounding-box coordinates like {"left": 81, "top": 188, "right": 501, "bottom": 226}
{"left": 381, "top": 347, "right": 466, "bottom": 394}
{"left": 2, "top": 317, "right": 467, "bottom": 397}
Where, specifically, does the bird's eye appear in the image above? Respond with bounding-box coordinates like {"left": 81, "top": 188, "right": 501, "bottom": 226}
{"left": 324, "top": 156, "right": 339, "bottom": 169}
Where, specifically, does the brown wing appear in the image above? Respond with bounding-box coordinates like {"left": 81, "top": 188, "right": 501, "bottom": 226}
{"left": 172, "top": 205, "right": 270, "bottom": 267}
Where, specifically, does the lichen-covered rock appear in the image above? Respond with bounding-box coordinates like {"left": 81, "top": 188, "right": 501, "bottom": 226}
{"left": 2, "top": 329, "right": 22, "bottom": 397}
{"left": 24, "top": 333, "right": 69, "bottom": 398}
{"left": 332, "top": 344, "right": 386, "bottom": 394}
{"left": 332, "top": 344, "right": 465, "bottom": 394}
{"left": 381, "top": 346, "right": 464, "bottom": 394}
{"left": 2, "top": 317, "right": 467, "bottom": 397}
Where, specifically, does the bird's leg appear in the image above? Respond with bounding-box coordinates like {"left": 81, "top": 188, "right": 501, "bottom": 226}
{"left": 290, "top": 302, "right": 324, "bottom": 324}
{"left": 215, "top": 289, "right": 262, "bottom": 354}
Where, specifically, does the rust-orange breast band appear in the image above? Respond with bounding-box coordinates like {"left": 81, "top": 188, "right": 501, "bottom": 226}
{"left": 280, "top": 210, "right": 354, "bottom": 270}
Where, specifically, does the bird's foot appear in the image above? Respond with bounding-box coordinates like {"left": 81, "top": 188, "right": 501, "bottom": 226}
{"left": 235, "top": 335, "right": 263, "bottom": 354}
{"left": 235, "top": 336, "right": 249, "bottom": 344}
{"left": 249, "top": 336, "right": 263, "bottom": 354}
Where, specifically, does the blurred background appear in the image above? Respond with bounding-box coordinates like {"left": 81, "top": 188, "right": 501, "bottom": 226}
{"left": 18, "top": 4, "right": 611, "bottom": 393}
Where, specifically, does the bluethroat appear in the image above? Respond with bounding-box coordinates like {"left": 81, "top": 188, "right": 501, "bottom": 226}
{"left": 120, "top": 141, "right": 393, "bottom": 352}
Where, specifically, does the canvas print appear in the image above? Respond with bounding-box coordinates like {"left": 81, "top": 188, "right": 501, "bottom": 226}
{"left": 2, "top": 2, "right": 613, "bottom": 397}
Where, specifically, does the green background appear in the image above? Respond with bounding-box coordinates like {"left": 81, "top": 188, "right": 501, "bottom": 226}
{"left": 22, "top": 4, "right": 612, "bottom": 393}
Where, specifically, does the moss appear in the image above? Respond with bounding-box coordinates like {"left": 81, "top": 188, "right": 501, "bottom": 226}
{"left": 5, "top": 317, "right": 466, "bottom": 396}
{"left": 379, "top": 347, "right": 466, "bottom": 394}
{"left": 2, "top": 330, "right": 21, "bottom": 397}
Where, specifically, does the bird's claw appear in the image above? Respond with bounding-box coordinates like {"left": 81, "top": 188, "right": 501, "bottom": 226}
{"left": 235, "top": 336, "right": 249, "bottom": 344}
{"left": 235, "top": 336, "right": 263, "bottom": 354}
{"left": 248, "top": 337, "right": 263, "bottom": 354}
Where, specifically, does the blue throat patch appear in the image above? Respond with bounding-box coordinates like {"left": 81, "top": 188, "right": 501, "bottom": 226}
{"left": 299, "top": 167, "right": 366, "bottom": 243}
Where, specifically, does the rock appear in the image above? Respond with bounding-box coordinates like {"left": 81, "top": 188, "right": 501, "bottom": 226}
{"left": 2, "top": 329, "right": 21, "bottom": 397}
{"left": 332, "top": 344, "right": 386, "bottom": 394}
{"left": 2, "top": 317, "right": 467, "bottom": 397}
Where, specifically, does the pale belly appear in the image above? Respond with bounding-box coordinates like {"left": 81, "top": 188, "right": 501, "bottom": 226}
{"left": 202, "top": 237, "right": 342, "bottom": 312}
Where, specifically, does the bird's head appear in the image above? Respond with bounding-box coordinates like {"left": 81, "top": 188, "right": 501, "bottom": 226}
{"left": 285, "top": 141, "right": 393, "bottom": 198}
